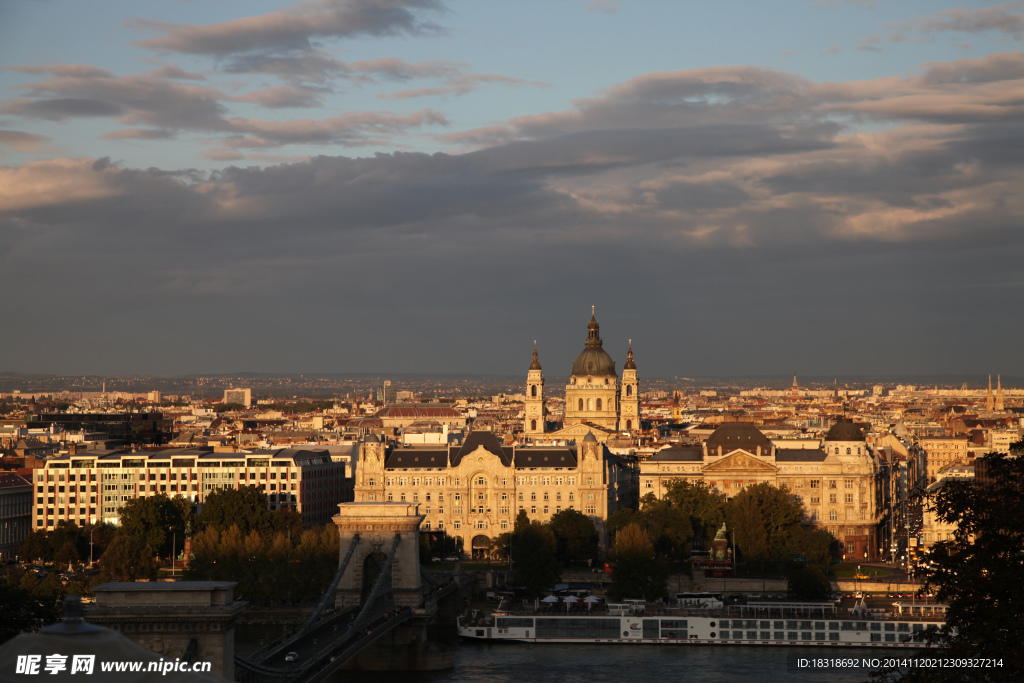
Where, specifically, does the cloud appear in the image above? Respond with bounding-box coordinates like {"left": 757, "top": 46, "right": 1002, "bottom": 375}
{"left": 821, "top": 45, "right": 844, "bottom": 55}
{"left": 4, "top": 53, "right": 1024, "bottom": 375}
{"left": 0, "top": 97, "right": 125, "bottom": 120}
{"left": 0, "top": 129, "right": 57, "bottom": 154}
{"left": 98, "top": 128, "right": 178, "bottom": 141}
{"left": 149, "top": 65, "right": 207, "bottom": 81}
{"left": 2, "top": 65, "right": 448, "bottom": 149}
{"left": 232, "top": 84, "right": 331, "bottom": 108}
{"left": 376, "top": 72, "right": 541, "bottom": 99}
{"left": 131, "top": 0, "right": 447, "bottom": 56}
{"left": 900, "top": 2, "right": 1024, "bottom": 37}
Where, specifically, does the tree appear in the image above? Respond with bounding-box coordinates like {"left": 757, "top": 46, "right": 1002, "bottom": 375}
{"left": 0, "top": 573, "right": 61, "bottom": 645}
{"left": 510, "top": 519, "right": 560, "bottom": 597}
{"left": 798, "top": 527, "right": 839, "bottom": 573}
{"left": 117, "top": 494, "right": 191, "bottom": 558}
{"left": 875, "top": 452, "right": 1024, "bottom": 681}
{"left": 638, "top": 494, "right": 691, "bottom": 559}
{"left": 663, "top": 480, "right": 728, "bottom": 551}
{"left": 54, "top": 541, "right": 80, "bottom": 568}
{"left": 99, "top": 535, "right": 159, "bottom": 581}
{"left": 608, "top": 523, "right": 668, "bottom": 602}
{"left": 198, "top": 486, "right": 273, "bottom": 534}
{"left": 606, "top": 507, "right": 645, "bottom": 536}
{"left": 19, "top": 531, "right": 52, "bottom": 564}
{"left": 788, "top": 566, "right": 832, "bottom": 600}
{"left": 726, "top": 482, "right": 803, "bottom": 572}
{"left": 548, "top": 509, "right": 599, "bottom": 566}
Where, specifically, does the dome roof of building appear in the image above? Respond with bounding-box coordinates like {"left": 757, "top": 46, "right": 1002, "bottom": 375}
{"left": 571, "top": 313, "right": 616, "bottom": 377}
{"left": 705, "top": 423, "right": 772, "bottom": 453}
{"left": 824, "top": 419, "right": 866, "bottom": 442}
{"left": 529, "top": 343, "right": 542, "bottom": 370}
{"left": 363, "top": 432, "right": 380, "bottom": 443}
{"left": 582, "top": 431, "right": 597, "bottom": 443}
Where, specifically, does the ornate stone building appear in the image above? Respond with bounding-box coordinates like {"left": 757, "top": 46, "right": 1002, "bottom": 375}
{"left": 638, "top": 420, "right": 881, "bottom": 560}
{"left": 354, "top": 430, "right": 635, "bottom": 557}
{"left": 564, "top": 311, "right": 625, "bottom": 431}
{"left": 532, "top": 310, "right": 639, "bottom": 441}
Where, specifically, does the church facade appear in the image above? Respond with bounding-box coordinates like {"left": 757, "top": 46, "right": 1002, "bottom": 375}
{"left": 527, "top": 310, "right": 640, "bottom": 440}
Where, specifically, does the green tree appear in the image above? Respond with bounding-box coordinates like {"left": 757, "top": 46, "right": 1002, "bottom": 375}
{"left": 548, "top": 509, "right": 599, "bottom": 566}
{"left": 198, "top": 486, "right": 272, "bottom": 534}
{"left": 117, "top": 494, "right": 191, "bottom": 557}
{"left": 639, "top": 494, "right": 691, "bottom": 559}
{"left": 726, "top": 482, "right": 804, "bottom": 572}
{"left": 510, "top": 519, "right": 560, "bottom": 597}
{"left": 876, "top": 452, "right": 1024, "bottom": 681}
{"left": 607, "top": 523, "right": 668, "bottom": 602}
{"left": 606, "top": 507, "right": 645, "bottom": 536}
{"left": 99, "top": 535, "right": 159, "bottom": 581}
{"left": 663, "top": 479, "right": 728, "bottom": 551}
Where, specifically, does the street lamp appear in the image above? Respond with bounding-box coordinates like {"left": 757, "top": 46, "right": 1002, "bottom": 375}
{"left": 89, "top": 526, "right": 97, "bottom": 569}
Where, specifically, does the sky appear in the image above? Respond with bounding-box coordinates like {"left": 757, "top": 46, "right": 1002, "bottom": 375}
{"left": 1, "top": 0, "right": 1022, "bottom": 379}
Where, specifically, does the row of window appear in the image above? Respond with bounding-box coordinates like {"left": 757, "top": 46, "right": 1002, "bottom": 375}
{"left": 378, "top": 475, "right": 589, "bottom": 487}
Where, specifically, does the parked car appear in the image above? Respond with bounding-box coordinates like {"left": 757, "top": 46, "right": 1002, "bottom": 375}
{"left": 444, "top": 556, "right": 459, "bottom": 562}
{"left": 285, "top": 652, "right": 298, "bottom": 663}
{"left": 431, "top": 556, "right": 441, "bottom": 563}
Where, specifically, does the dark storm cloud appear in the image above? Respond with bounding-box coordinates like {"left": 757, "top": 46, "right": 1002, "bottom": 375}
{"left": 2, "top": 52, "right": 1023, "bottom": 374}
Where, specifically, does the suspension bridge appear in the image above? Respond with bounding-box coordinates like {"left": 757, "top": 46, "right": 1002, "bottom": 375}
{"left": 234, "top": 502, "right": 460, "bottom": 682}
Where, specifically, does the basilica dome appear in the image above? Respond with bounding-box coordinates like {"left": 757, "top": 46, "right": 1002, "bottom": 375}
{"left": 571, "top": 313, "right": 616, "bottom": 377}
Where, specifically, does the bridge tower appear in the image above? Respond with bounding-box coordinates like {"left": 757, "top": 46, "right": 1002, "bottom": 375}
{"left": 333, "top": 502, "right": 424, "bottom": 609}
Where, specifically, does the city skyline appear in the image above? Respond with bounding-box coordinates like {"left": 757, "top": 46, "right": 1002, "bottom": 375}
{"left": 2, "top": 1, "right": 1023, "bottom": 377}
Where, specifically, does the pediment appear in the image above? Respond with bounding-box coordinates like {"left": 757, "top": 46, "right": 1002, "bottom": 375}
{"left": 548, "top": 423, "right": 612, "bottom": 438}
{"left": 702, "top": 450, "right": 778, "bottom": 473}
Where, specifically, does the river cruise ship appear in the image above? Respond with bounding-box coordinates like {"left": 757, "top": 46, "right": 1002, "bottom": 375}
{"left": 458, "top": 597, "right": 947, "bottom": 648}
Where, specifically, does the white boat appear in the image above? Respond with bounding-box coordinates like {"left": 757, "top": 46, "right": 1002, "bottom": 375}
{"left": 458, "top": 598, "right": 945, "bottom": 648}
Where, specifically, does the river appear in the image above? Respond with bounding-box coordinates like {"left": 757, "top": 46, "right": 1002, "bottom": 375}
{"left": 340, "top": 641, "right": 875, "bottom": 682}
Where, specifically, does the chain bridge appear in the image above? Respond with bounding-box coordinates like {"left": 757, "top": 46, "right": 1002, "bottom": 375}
{"left": 234, "top": 503, "right": 459, "bottom": 682}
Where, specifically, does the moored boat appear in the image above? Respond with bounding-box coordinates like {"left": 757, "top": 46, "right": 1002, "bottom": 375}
{"left": 458, "top": 598, "right": 946, "bottom": 648}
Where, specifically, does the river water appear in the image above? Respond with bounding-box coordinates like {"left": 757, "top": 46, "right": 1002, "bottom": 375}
{"left": 340, "top": 641, "right": 875, "bottom": 683}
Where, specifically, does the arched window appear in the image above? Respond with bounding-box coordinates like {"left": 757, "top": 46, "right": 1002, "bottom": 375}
{"left": 626, "top": 419, "right": 632, "bottom": 430}
{"left": 626, "top": 385, "right": 632, "bottom": 396}
{"left": 531, "top": 385, "right": 537, "bottom": 397}
{"left": 835, "top": 447, "right": 840, "bottom": 455}
{"left": 530, "top": 419, "right": 537, "bottom": 431}
{"left": 846, "top": 447, "right": 851, "bottom": 455}
{"left": 578, "top": 398, "right": 584, "bottom": 411}
{"left": 596, "top": 398, "right": 602, "bottom": 410}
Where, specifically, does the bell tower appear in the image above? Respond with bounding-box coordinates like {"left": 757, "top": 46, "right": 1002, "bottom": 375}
{"left": 619, "top": 340, "right": 640, "bottom": 433}
{"left": 525, "top": 342, "right": 545, "bottom": 436}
